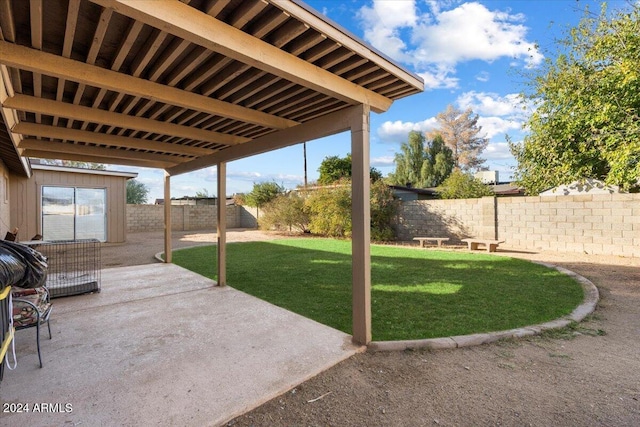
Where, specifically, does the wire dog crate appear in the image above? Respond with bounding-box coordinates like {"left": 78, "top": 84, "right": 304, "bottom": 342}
{"left": 33, "top": 239, "right": 101, "bottom": 298}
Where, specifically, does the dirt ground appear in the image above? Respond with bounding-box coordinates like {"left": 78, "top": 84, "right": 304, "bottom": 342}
{"left": 103, "top": 230, "right": 640, "bottom": 427}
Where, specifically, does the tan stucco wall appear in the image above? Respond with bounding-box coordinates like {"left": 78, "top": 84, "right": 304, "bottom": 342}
{"left": 0, "top": 160, "right": 11, "bottom": 238}
{"left": 9, "top": 168, "right": 128, "bottom": 243}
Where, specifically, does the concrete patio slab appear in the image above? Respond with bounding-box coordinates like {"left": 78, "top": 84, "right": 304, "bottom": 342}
{"left": 1, "top": 264, "right": 361, "bottom": 426}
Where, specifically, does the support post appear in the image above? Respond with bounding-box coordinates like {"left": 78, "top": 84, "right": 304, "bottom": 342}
{"left": 216, "top": 162, "right": 227, "bottom": 286}
{"left": 350, "top": 104, "right": 371, "bottom": 345}
{"left": 163, "top": 171, "right": 172, "bottom": 263}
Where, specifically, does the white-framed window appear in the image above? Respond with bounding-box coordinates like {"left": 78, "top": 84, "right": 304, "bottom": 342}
{"left": 41, "top": 186, "right": 107, "bottom": 241}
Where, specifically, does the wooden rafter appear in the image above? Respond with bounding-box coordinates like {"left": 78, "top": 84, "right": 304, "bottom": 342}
{"left": 12, "top": 122, "right": 215, "bottom": 156}
{"left": 4, "top": 95, "right": 249, "bottom": 146}
{"left": 0, "top": 41, "right": 298, "bottom": 130}
{"left": 22, "top": 148, "right": 174, "bottom": 169}
{"left": 17, "top": 138, "right": 188, "bottom": 165}
{"left": 90, "top": 0, "right": 393, "bottom": 113}
{"left": 271, "top": 0, "right": 423, "bottom": 91}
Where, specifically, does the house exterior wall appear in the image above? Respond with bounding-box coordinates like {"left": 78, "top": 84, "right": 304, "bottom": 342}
{"left": 394, "top": 193, "right": 640, "bottom": 258}
{"left": 126, "top": 204, "right": 241, "bottom": 232}
{"left": 9, "top": 169, "right": 128, "bottom": 243}
{"left": 0, "top": 160, "right": 10, "bottom": 237}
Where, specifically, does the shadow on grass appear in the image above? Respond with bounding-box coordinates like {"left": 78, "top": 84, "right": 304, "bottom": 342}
{"left": 172, "top": 239, "right": 584, "bottom": 341}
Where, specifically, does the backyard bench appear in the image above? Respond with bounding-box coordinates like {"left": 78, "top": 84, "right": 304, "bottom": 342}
{"left": 413, "top": 237, "right": 450, "bottom": 248}
{"left": 461, "top": 238, "right": 504, "bottom": 253}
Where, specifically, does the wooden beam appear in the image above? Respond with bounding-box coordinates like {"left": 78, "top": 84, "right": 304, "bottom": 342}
{"left": 17, "top": 138, "right": 187, "bottom": 165}
{"left": 350, "top": 103, "right": 371, "bottom": 345}
{"left": 0, "top": 0, "right": 16, "bottom": 43}
{"left": 0, "top": 41, "right": 298, "bottom": 129}
{"left": 167, "top": 105, "right": 355, "bottom": 176}
{"left": 21, "top": 149, "right": 172, "bottom": 169}
{"left": 3, "top": 94, "right": 249, "bottom": 146}
{"left": 90, "top": 0, "right": 393, "bottom": 113}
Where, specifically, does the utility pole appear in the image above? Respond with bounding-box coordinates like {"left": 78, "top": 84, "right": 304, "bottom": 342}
{"left": 303, "top": 142, "right": 308, "bottom": 187}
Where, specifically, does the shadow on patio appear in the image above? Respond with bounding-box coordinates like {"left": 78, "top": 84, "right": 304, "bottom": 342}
{"left": 1, "top": 263, "right": 361, "bottom": 426}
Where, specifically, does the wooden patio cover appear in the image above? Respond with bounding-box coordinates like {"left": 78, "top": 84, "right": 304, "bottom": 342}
{"left": 0, "top": 0, "right": 424, "bottom": 344}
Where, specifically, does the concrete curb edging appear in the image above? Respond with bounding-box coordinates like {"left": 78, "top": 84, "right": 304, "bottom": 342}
{"left": 368, "top": 262, "right": 599, "bottom": 352}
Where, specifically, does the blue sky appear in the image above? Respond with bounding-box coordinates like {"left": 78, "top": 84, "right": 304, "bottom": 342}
{"left": 121, "top": 0, "right": 618, "bottom": 202}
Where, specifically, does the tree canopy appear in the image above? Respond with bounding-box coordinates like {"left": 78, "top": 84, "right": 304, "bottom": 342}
{"left": 388, "top": 131, "right": 454, "bottom": 188}
{"left": 244, "top": 181, "right": 284, "bottom": 209}
{"left": 42, "top": 159, "right": 106, "bottom": 170}
{"left": 126, "top": 179, "right": 149, "bottom": 204}
{"left": 317, "top": 153, "right": 382, "bottom": 184}
{"left": 511, "top": 3, "right": 640, "bottom": 194}
{"left": 427, "top": 104, "right": 488, "bottom": 172}
{"left": 422, "top": 133, "right": 455, "bottom": 187}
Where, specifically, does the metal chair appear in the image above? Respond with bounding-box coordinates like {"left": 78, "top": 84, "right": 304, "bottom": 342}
{"left": 11, "top": 286, "right": 52, "bottom": 368}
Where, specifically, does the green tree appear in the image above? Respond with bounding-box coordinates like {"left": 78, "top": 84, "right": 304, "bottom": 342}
{"left": 42, "top": 159, "right": 106, "bottom": 170}
{"left": 437, "top": 169, "right": 494, "bottom": 199}
{"left": 388, "top": 131, "right": 454, "bottom": 187}
{"left": 511, "top": 3, "right": 640, "bottom": 194}
{"left": 244, "top": 181, "right": 285, "bottom": 216}
{"left": 126, "top": 179, "right": 149, "bottom": 204}
{"left": 195, "top": 188, "right": 210, "bottom": 198}
{"left": 421, "top": 133, "right": 455, "bottom": 187}
{"left": 427, "top": 104, "right": 488, "bottom": 171}
{"left": 317, "top": 153, "right": 382, "bottom": 184}
{"left": 388, "top": 131, "right": 428, "bottom": 187}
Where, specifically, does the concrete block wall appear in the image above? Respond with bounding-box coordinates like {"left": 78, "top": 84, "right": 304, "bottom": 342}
{"left": 240, "top": 206, "right": 259, "bottom": 229}
{"left": 395, "top": 193, "right": 640, "bottom": 258}
{"left": 127, "top": 204, "right": 242, "bottom": 232}
{"left": 497, "top": 193, "right": 640, "bottom": 257}
{"left": 395, "top": 197, "right": 494, "bottom": 242}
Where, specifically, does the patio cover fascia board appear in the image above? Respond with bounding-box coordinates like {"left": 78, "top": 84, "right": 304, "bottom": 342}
{"left": 90, "top": 0, "right": 393, "bottom": 114}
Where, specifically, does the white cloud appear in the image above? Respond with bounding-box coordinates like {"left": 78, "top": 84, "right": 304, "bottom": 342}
{"left": 483, "top": 142, "right": 515, "bottom": 161}
{"left": 475, "top": 71, "right": 490, "bottom": 82}
{"left": 411, "top": 3, "right": 543, "bottom": 67}
{"left": 456, "top": 91, "right": 523, "bottom": 116}
{"left": 477, "top": 116, "right": 521, "bottom": 139}
{"left": 371, "top": 156, "right": 395, "bottom": 168}
{"left": 417, "top": 66, "right": 459, "bottom": 90}
{"left": 357, "top": 0, "right": 418, "bottom": 63}
{"left": 357, "top": 1, "right": 543, "bottom": 89}
{"left": 377, "top": 117, "right": 438, "bottom": 143}
{"left": 455, "top": 91, "right": 528, "bottom": 138}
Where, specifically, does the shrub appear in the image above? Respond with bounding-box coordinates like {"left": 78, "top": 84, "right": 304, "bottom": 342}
{"left": 305, "top": 182, "right": 352, "bottom": 238}
{"left": 370, "top": 180, "right": 398, "bottom": 241}
{"left": 437, "top": 169, "right": 494, "bottom": 199}
{"left": 260, "top": 193, "right": 309, "bottom": 232}
{"left": 303, "top": 179, "right": 398, "bottom": 240}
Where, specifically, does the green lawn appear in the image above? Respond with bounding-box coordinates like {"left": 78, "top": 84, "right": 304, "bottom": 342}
{"left": 172, "top": 239, "right": 584, "bottom": 341}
